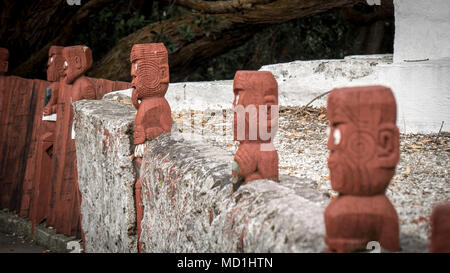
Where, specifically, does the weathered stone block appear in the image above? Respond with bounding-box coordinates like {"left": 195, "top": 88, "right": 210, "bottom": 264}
{"left": 74, "top": 97, "right": 330, "bottom": 253}
{"left": 73, "top": 99, "right": 137, "bottom": 253}
{"left": 139, "top": 133, "right": 329, "bottom": 253}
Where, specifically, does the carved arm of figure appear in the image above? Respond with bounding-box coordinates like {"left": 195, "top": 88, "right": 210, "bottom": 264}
{"left": 133, "top": 98, "right": 171, "bottom": 145}
{"left": 43, "top": 83, "right": 59, "bottom": 116}
{"left": 144, "top": 127, "right": 164, "bottom": 140}
{"left": 232, "top": 145, "right": 258, "bottom": 191}
{"left": 145, "top": 102, "right": 172, "bottom": 139}
{"left": 131, "top": 88, "right": 141, "bottom": 110}
{"left": 234, "top": 146, "right": 257, "bottom": 178}
{"left": 71, "top": 77, "right": 96, "bottom": 103}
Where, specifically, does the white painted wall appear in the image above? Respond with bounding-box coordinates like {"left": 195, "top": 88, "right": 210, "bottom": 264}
{"left": 394, "top": 0, "right": 450, "bottom": 62}
{"left": 376, "top": 59, "right": 450, "bottom": 133}
{"left": 261, "top": 56, "right": 450, "bottom": 134}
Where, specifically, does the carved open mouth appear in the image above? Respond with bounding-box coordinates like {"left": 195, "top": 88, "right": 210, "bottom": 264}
{"left": 327, "top": 156, "right": 341, "bottom": 180}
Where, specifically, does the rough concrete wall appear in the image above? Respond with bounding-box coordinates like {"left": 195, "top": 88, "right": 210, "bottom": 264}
{"left": 139, "top": 133, "right": 329, "bottom": 253}
{"left": 73, "top": 97, "right": 329, "bottom": 253}
{"left": 260, "top": 55, "right": 393, "bottom": 108}
{"left": 73, "top": 99, "right": 137, "bottom": 253}
{"left": 394, "top": 0, "right": 450, "bottom": 62}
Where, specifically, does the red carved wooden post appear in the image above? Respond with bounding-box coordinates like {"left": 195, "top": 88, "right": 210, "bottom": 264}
{"left": 324, "top": 85, "right": 400, "bottom": 252}
{"left": 19, "top": 79, "right": 49, "bottom": 218}
{"left": 130, "top": 43, "right": 172, "bottom": 150}
{"left": 231, "top": 71, "right": 279, "bottom": 192}
{"left": 135, "top": 178, "right": 144, "bottom": 252}
{"left": 48, "top": 45, "right": 95, "bottom": 236}
{"left": 430, "top": 202, "right": 450, "bottom": 253}
{"left": 129, "top": 43, "right": 172, "bottom": 251}
{"left": 0, "top": 51, "right": 37, "bottom": 212}
{"left": 0, "top": 48, "right": 8, "bottom": 152}
{"left": 27, "top": 46, "right": 65, "bottom": 230}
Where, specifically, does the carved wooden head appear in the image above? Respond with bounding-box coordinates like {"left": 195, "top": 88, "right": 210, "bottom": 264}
{"left": 0, "top": 48, "right": 9, "bottom": 75}
{"left": 326, "top": 85, "right": 399, "bottom": 196}
{"left": 47, "top": 46, "right": 65, "bottom": 82}
{"left": 130, "top": 43, "right": 169, "bottom": 98}
{"left": 233, "top": 71, "right": 278, "bottom": 142}
{"left": 62, "top": 45, "right": 93, "bottom": 84}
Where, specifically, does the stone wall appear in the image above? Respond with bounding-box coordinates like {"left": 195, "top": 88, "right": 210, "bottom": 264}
{"left": 73, "top": 99, "right": 137, "bottom": 253}
{"left": 139, "top": 134, "right": 328, "bottom": 253}
{"left": 73, "top": 97, "right": 329, "bottom": 253}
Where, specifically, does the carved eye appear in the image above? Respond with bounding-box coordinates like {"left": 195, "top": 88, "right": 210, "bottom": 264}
{"left": 333, "top": 128, "right": 341, "bottom": 145}
{"left": 64, "top": 61, "right": 68, "bottom": 68}
{"left": 235, "top": 94, "right": 239, "bottom": 105}
{"left": 135, "top": 63, "right": 138, "bottom": 72}
{"left": 50, "top": 57, "right": 54, "bottom": 63}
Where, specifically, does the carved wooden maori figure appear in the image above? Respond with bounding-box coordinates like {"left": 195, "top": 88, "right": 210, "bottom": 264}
{"left": 231, "top": 71, "right": 279, "bottom": 192}
{"left": 63, "top": 45, "right": 96, "bottom": 102}
{"left": 129, "top": 43, "right": 172, "bottom": 251}
{"left": 324, "top": 85, "right": 400, "bottom": 253}
{"left": 47, "top": 45, "right": 94, "bottom": 236}
{"left": 130, "top": 43, "right": 172, "bottom": 153}
{"left": 430, "top": 202, "right": 450, "bottom": 253}
{"left": 24, "top": 46, "right": 65, "bottom": 226}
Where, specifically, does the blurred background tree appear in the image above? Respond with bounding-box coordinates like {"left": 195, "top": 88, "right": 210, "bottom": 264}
{"left": 0, "top": 0, "right": 394, "bottom": 82}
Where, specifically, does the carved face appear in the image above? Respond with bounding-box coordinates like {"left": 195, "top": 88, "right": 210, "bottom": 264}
{"left": 326, "top": 86, "right": 399, "bottom": 196}
{"left": 62, "top": 46, "right": 93, "bottom": 84}
{"left": 233, "top": 71, "right": 278, "bottom": 142}
{"left": 130, "top": 43, "right": 169, "bottom": 98}
{"left": 0, "top": 48, "right": 9, "bottom": 76}
{"left": 47, "top": 46, "right": 65, "bottom": 82}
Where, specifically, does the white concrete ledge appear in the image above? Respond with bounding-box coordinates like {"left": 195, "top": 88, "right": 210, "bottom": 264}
{"left": 106, "top": 54, "right": 449, "bottom": 134}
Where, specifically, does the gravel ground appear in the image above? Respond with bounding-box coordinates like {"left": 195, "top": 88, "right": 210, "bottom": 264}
{"left": 172, "top": 106, "right": 450, "bottom": 251}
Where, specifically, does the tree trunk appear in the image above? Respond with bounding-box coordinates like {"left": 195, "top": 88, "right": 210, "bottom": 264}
{"left": 3, "top": 0, "right": 367, "bottom": 81}
{"left": 6, "top": 0, "right": 118, "bottom": 78}
{"left": 90, "top": 0, "right": 365, "bottom": 82}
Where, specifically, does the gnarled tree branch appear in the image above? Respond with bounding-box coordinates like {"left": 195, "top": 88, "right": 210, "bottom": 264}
{"left": 162, "top": 0, "right": 365, "bottom": 24}
{"left": 90, "top": 0, "right": 366, "bottom": 81}
{"left": 11, "top": 0, "right": 117, "bottom": 77}
{"left": 162, "top": 0, "right": 274, "bottom": 14}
